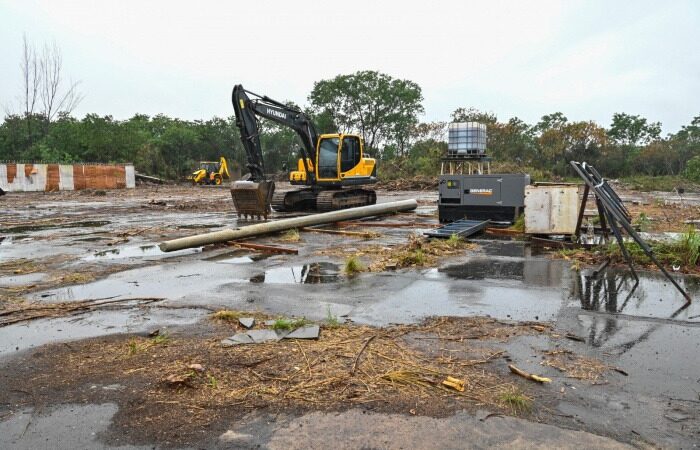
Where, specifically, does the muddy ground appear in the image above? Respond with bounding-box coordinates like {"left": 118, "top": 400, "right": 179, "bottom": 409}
{"left": 1, "top": 184, "right": 699, "bottom": 449}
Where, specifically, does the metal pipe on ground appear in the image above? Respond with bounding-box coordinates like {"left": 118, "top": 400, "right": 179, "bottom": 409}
{"left": 159, "top": 199, "right": 418, "bottom": 252}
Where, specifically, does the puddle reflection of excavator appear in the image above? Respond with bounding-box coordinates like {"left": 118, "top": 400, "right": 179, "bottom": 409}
{"left": 230, "top": 85, "right": 377, "bottom": 219}
{"left": 189, "top": 157, "right": 230, "bottom": 186}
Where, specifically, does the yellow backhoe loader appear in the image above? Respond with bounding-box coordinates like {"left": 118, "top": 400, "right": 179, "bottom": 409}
{"left": 189, "top": 156, "right": 230, "bottom": 186}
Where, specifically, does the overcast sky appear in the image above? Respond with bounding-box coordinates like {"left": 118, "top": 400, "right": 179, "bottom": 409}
{"left": 1, "top": 0, "right": 698, "bottom": 133}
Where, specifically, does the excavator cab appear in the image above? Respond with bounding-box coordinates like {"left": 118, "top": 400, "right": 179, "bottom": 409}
{"left": 288, "top": 134, "right": 375, "bottom": 184}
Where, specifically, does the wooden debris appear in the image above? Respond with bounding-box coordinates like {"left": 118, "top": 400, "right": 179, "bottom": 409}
{"left": 508, "top": 364, "right": 552, "bottom": 383}
{"left": 228, "top": 242, "right": 298, "bottom": 254}
{"left": 335, "top": 221, "right": 429, "bottom": 228}
{"left": 301, "top": 227, "right": 379, "bottom": 238}
{"left": 442, "top": 376, "right": 466, "bottom": 392}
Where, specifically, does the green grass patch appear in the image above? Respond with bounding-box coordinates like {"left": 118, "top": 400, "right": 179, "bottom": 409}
{"left": 620, "top": 175, "right": 696, "bottom": 192}
{"left": 499, "top": 389, "right": 532, "bottom": 413}
{"left": 325, "top": 305, "right": 341, "bottom": 328}
{"left": 510, "top": 214, "right": 525, "bottom": 232}
{"left": 344, "top": 256, "right": 365, "bottom": 275}
{"left": 271, "top": 317, "right": 309, "bottom": 331}
{"left": 151, "top": 332, "right": 170, "bottom": 345}
{"left": 606, "top": 225, "right": 700, "bottom": 268}
{"left": 446, "top": 233, "right": 464, "bottom": 248}
{"left": 398, "top": 248, "right": 426, "bottom": 266}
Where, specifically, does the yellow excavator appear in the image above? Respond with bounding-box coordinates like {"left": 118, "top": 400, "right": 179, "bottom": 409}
{"left": 189, "top": 156, "right": 230, "bottom": 185}
{"left": 231, "top": 85, "right": 377, "bottom": 218}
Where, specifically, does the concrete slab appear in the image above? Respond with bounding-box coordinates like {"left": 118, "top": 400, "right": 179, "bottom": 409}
{"left": 238, "top": 317, "right": 255, "bottom": 329}
{"left": 284, "top": 325, "right": 320, "bottom": 339}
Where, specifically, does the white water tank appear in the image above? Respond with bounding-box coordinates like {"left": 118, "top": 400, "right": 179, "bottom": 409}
{"left": 448, "top": 122, "right": 487, "bottom": 156}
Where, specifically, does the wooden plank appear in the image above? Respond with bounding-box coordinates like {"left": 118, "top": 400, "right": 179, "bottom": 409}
{"left": 335, "top": 221, "right": 427, "bottom": 228}
{"left": 227, "top": 241, "right": 298, "bottom": 254}
{"left": 300, "top": 227, "right": 377, "bottom": 238}
{"left": 485, "top": 227, "right": 523, "bottom": 237}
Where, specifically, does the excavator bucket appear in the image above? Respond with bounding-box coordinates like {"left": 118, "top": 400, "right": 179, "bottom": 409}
{"left": 230, "top": 180, "right": 275, "bottom": 219}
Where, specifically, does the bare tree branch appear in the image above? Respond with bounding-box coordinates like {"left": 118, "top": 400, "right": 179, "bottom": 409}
{"left": 20, "top": 33, "right": 41, "bottom": 118}
{"left": 38, "top": 40, "right": 83, "bottom": 123}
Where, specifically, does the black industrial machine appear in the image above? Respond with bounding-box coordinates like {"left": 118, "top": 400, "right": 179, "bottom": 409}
{"left": 437, "top": 122, "right": 529, "bottom": 224}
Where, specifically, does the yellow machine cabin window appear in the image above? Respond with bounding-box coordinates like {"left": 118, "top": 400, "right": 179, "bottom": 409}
{"left": 340, "top": 136, "right": 361, "bottom": 173}
{"left": 317, "top": 137, "right": 339, "bottom": 180}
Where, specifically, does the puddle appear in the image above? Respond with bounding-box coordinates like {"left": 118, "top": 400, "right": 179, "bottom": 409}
{"left": 84, "top": 244, "right": 202, "bottom": 261}
{"left": 353, "top": 257, "right": 571, "bottom": 326}
{"left": 0, "top": 235, "right": 32, "bottom": 245}
{"left": 478, "top": 241, "right": 532, "bottom": 258}
{"left": 0, "top": 403, "right": 154, "bottom": 450}
{"left": 0, "top": 306, "right": 209, "bottom": 357}
{"left": 354, "top": 257, "right": 700, "bottom": 326}
{"left": 205, "top": 250, "right": 272, "bottom": 264}
{"left": 576, "top": 314, "right": 700, "bottom": 401}
{"left": 0, "top": 272, "right": 47, "bottom": 287}
{"left": 1, "top": 220, "right": 111, "bottom": 234}
{"left": 570, "top": 267, "right": 700, "bottom": 322}
{"left": 177, "top": 224, "right": 216, "bottom": 230}
{"left": 252, "top": 263, "right": 341, "bottom": 284}
{"left": 440, "top": 258, "right": 564, "bottom": 287}
{"left": 31, "top": 261, "right": 250, "bottom": 302}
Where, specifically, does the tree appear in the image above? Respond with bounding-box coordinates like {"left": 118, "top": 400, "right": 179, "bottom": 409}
{"left": 608, "top": 113, "right": 661, "bottom": 146}
{"left": 308, "top": 70, "right": 424, "bottom": 157}
{"left": 534, "top": 112, "right": 568, "bottom": 134}
{"left": 537, "top": 120, "right": 607, "bottom": 174}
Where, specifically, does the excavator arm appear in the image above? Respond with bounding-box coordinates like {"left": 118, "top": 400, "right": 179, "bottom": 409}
{"left": 232, "top": 85, "right": 318, "bottom": 184}
{"left": 230, "top": 84, "right": 321, "bottom": 218}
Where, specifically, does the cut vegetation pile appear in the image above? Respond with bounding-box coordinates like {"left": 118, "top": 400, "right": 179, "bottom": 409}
{"left": 322, "top": 233, "right": 477, "bottom": 272}
{"left": 376, "top": 175, "right": 438, "bottom": 191}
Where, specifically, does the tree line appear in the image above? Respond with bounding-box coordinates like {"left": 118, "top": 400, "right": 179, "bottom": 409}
{"left": 1, "top": 43, "right": 699, "bottom": 183}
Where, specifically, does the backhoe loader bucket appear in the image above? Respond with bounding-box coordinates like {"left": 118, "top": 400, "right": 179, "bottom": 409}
{"left": 230, "top": 180, "right": 275, "bottom": 219}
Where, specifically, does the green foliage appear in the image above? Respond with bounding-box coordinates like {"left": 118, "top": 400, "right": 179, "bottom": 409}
{"left": 634, "top": 212, "right": 651, "bottom": 232}
{"left": 606, "top": 226, "right": 700, "bottom": 268}
{"left": 309, "top": 70, "right": 424, "bottom": 156}
{"left": 511, "top": 214, "right": 525, "bottom": 232}
{"left": 684, "top": 156, "right": 700, "bottom": 183}
{"left": 608, "top": 112, "right": 661, "bottom": 146}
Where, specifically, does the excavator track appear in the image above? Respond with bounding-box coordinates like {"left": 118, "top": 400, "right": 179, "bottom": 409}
{"left": 270, "top": 189, "right": 318, "bottom": 212}
{"left": 315, "top": 189, "right": 377, "bottom": 212}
